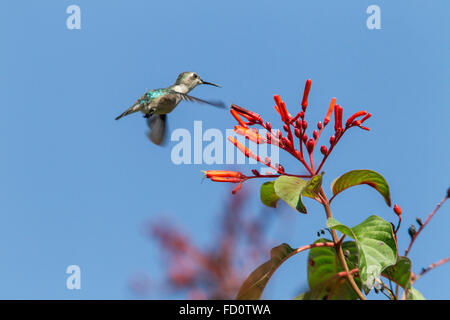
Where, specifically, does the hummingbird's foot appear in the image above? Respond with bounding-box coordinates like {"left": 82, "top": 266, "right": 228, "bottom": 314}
{"left": 143, "top": 110, "right": 154, "bottom": 119}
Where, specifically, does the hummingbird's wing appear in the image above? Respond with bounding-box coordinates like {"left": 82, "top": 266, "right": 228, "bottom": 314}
{"left": 146, "top": 114, "right": 167, "bottom": 146}
{"left": 168, "top": 91, "right": 226, "bottom": 109}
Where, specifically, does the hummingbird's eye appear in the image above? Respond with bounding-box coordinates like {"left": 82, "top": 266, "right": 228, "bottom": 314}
{"left": 193, "top": 74, "right": 198, "bottom": 79}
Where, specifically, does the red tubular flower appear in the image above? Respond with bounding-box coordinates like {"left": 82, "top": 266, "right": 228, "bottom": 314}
{"left": 227, "top": 136, "right": 254, "bottom": 158}
{"left": 334, "top": 104, "right": 340, "bottom": 131}
{"left": 203, "top": 170, "right": 244, "bottom": 179}
{"left": 230, "top": 109, "right": 248, "bottom": 128}
{"left": 335, "top": 105, "right": 343, "bottom": 131}
{"left": 301, "top": 79, "right": 312, "bottom": 111}
{"left": 324, "top": 97, "right": 336, "bottom": 125}
{"left": 273, "top": 95, "right": 290, "bottom": 122}
{"left": 230, "top": 104, "right": 262, "bottom": 123}
{"left": 234, "top": 126, "right": 266, "bottom": 144}
{"left": 346, "top": 110, "right": 367, "bottom": 126}
{"left": 360, "top": 113, "right": 372, "bottom": 123}
{"left": 210, "top": 177, "right": 242, "bottom": 183}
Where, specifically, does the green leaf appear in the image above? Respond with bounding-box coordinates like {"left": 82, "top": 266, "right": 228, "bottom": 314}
{"left": 382, "top": 256, "right": 412, "bottom": 289}
{"left": 407, "top": 287, "right": 425, "bottom": 300}
{"left": 236, "top": 243, "right": 294, "bottom": 300}
{"left": 274, "top": 176, "right": 309, "bottom": 213}
{"left": 327, "top": 215, "right": 397, "bottom": 290}
{"left": 293, "top": 292, "right": 307, "bottom": 300}
{"left": 273, "top": 174, "right": 323, "bottom": 214}
{"left": 303, "top": 172, "right": 324, "bottom": 200}
{"left": 331, "top": 170, "right": 391, "bottom": 206}
{"left": 304, "top": 239, "right": 361, "bottom": 300}
{"left": 260, "top": 181, "right": 279, "bottom": 208}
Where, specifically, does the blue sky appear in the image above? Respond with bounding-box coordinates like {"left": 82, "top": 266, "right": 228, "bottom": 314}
{"left": 0, "top": 1, "right": 448, "bottom": 299}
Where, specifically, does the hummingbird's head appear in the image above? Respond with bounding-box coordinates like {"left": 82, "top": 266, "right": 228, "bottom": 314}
{"left": 175, "top": 72, "right": 221, "bottom": 91}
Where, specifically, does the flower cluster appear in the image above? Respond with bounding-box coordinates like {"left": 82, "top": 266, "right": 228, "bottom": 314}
{"left": 204, "top": 79, "right": 372, "bottom": 192}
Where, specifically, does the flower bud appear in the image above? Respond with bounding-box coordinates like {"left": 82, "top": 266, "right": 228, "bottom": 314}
{"left": 265, "top": 122, "right": 272, "bottom": 131}
{"left": 313, "top": 130, "right": 318, "bottom": 140}
{"left": 317, "top": 121, "right": 323, "bottom": 130}
{"left": 320, "top": 145, "right": 327, "bottom": 155}
{"left": 329, "top": 135, "right": 335, "bottom": 144}
{"left": 393, "top": 204, "right": 402, "bottom": 216}
{"left": 408, "top": 225, "right": 417, "bottom": 238}
{"left": 306, "top": 138, "right": 314, "bottom": 153}
{"left": 294, "top": 128, "right": 301, "bottom": 138}
{"left": 302, "top": 120, "right": 308, "bottom": 130}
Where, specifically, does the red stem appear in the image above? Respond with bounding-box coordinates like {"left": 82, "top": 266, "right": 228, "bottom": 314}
{"left": 405, "top": 195, "right": 448, "bottom": 256}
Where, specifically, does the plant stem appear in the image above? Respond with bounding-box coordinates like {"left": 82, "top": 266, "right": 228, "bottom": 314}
{"left": 405, "top": 195, "right": 448, "bottom": 256}
{"left": 320, "top": 188, "right": 366, "bottom": 300}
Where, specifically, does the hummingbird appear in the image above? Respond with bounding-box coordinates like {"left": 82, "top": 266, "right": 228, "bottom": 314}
{"left": 115, "top": 71, "right": 225, "bottom": 145}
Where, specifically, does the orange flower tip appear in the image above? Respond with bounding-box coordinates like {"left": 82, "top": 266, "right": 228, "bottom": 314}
{"left": 359, "top": 126, "right": 370, "bottom": 131}
{"left": 393, "top": 204, "right": 402, "bottom": 216}
{"left": 324, "top": 97, "right": 336, "bottom": 125}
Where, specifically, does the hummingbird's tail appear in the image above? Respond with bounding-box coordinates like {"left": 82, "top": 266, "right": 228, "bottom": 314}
{"left": 115, "top": 104, "right": 141, "bottom": 120}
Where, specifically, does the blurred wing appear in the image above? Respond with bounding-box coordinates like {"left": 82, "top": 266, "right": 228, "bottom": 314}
{"left": 169, "top": 91, "right": 226, "bottom": 109}
{"left": 146, "top": 114, "right": 167, "bottom": 146}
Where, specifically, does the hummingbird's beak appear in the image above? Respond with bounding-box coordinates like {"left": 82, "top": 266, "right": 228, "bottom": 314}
{"left": 201, "top": 80, "right": 221, "bottom": 88}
